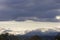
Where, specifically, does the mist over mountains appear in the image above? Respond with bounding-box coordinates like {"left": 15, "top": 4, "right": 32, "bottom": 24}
{"left": 0, "top": 27, "right": 59, "bottom": 36}
{"left": 0, "top": 20, "right": 59, "bottom": 36}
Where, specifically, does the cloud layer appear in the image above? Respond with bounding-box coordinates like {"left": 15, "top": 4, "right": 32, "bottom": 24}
{"left": 0, "top": 0, "right": 60, "bottom": 22}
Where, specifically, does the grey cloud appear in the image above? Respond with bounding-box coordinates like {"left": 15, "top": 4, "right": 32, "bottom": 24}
{"left": 0, "top": 0, "right": 60, "bottom": 22}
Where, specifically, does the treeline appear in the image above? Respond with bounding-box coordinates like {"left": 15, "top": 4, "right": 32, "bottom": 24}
{"left": 0, "top": 33, "right": 60, "bottom": 40}
{"left": 0, "top": 33, "right": 19, "bottom": 40}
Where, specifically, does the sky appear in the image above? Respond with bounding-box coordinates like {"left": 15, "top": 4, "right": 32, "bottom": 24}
{"left": 0, "top": 0, "right": 60, "bottom": 22}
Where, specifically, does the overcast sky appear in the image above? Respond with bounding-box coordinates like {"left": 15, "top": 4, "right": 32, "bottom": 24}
{"left": 0, "top": 0, "right": 60, "bottom": 22}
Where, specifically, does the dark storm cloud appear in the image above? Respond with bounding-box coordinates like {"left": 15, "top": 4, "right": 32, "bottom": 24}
{"left": 0, "top": 0, "right": 60, "bottom": 22}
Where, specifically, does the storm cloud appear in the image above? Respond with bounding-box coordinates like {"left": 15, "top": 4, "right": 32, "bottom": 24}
{"left": 0, "top": 0, "right": 60, "bottom": 22}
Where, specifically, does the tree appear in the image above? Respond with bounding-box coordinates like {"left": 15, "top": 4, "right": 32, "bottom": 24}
{"left": 29, "top": 35, "right": 42, "bottom": 40}
{"left": 0, "top": 33, "right": 19, "bottom": 40}
{"left": 55, "top": 33, "right": 60, "bottom": 40}
{"left": 0, "top": 33, "right": 9, "bottom": 40}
